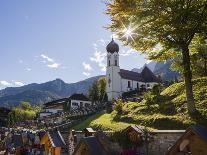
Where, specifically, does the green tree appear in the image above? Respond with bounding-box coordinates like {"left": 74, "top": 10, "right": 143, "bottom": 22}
{"left": 98, "top": 77, "right": 107, "bottom": 102}
{"left": 106, "top": 0, "right": 207, "bottom": 114}
{"left": 88, "top": 80, "right": 100, "bottom": 104}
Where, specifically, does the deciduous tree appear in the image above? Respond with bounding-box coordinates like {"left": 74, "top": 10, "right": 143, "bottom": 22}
{"left": 106, "top": 0, "right": 207, "bottom": 114}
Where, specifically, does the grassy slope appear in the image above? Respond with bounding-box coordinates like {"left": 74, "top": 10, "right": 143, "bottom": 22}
{"left": 72, "top": 77, "right": 207, "bottom": 131}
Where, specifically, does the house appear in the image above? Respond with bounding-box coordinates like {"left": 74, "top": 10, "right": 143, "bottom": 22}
{"left": 42, "top": 94, "right": 92, "bottom": 116}
{"left": 40, "top": 130, "right": 66, "bottom": 155}
{"left": 44, "top": 98, "right": 67, "bottom": 114}
{"left": 167, "top": 125, "right": 207, "bottom": 155}
{"left": 69, "top": 94, "right": 92, "bottom": 111}
{"left": 106, "top": 38, "right": 159, "bottom": 101}
{"left": 73, "top": 136, "right": 108, "bottom": 155}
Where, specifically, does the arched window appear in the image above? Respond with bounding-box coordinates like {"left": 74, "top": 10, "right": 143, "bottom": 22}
{"left": 137, "top": 83, "right": 139, "bottom": 88}
{"left": 108, "top": 60, "right": 110, "bottom": 66}
{"left": 128, "top": 81, "right": 131, "bottom": 88}
{"left": 115, "top": 60, "right": 117, "bottom": 66}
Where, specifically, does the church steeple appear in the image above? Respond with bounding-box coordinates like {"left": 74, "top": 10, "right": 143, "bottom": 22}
{"left": 106, "top": 38, "right": 119, "bottom": 54}
{"left": 106, "top": 38, "right": 121, "bottom": 101}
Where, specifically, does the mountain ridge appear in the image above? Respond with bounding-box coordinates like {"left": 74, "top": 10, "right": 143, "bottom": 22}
{"left": 0, "top": 75, "right": 104, "bottom": 107}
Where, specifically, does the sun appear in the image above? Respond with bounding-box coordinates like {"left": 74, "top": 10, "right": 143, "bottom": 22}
{"left": 121, "top": 23, "right": 137, "bottom": 43}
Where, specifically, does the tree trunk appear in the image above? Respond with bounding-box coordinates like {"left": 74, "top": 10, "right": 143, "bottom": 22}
{"left": 204, "top": 58, "right": 207, "bottom": 76}
{"left": 181, "top": 47, "right": 196, "bottom": 114}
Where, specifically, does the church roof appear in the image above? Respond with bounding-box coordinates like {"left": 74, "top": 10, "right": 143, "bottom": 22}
{"left": 106, "top": 38, "right": 119, "bottom": 53}
{"left": 141, "top": 66, "right": 159, "bottom": 82}
{"left": 119, "top": 66, "right": 159, "bottom": 82}
{"left": 119, "top": 69, "right": 144, "bottom": 82}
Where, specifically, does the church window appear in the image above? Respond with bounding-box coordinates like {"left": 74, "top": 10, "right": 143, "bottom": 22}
{"left": 108, "top": 60, "right": 110, "bottom": 66}
{"left": 128, "top": 81, "right": 131, "bottom": 88}
{"left": 137, "top": 83, "right": 139, "bottom": 88}
{"left": 115, "top": 60, "right": 117, "bottom": 66}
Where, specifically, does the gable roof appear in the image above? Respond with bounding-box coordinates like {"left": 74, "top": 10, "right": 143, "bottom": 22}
{"left": 119, "top": 67, "right": 159, "bottom": 83}
{"left": 141, "top": 66, "right": 159, "bottom": 82}
{"left": 74, "top": 136, "right": 108, "bottom": 155}
{"left": 44, "top": 98, "right": 68, "bottom": 107}
{"left": 119, "top": 69, "right": 144, "bottom": 82}
{"left": 167, "top": 125, "right": 207, "bottom": 154}
{"left": 190, "top": 125, "right": 207, "bottom": 143}
{"left": 69, "top": 93, "right": 90, "bottom": 101}
{"left": 124, "top": 125, "right": 143, "bottom": 134}
{"left": 47, "top": 130, "right": 66, "bottom": 147}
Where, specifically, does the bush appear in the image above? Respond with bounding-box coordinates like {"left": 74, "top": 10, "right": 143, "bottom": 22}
{"left": 143, "top": 92, "right": 157, "bottom": 109}
{"left": 113, "top": 99, "right": 124, "bottom": 114}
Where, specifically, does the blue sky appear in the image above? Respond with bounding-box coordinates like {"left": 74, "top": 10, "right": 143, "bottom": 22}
{"left": 0, "top": 0, "right": 148, "bottom": 89}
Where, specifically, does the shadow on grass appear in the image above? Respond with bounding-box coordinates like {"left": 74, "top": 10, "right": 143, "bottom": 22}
{"left": 113, "top": 114, "right": 190, "bottom": 130}
{"left": 190, "top": 111, "right": 207, "bottom": 126}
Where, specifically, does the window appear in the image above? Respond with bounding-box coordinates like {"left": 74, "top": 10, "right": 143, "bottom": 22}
{"left": 128, "top": 81, "right": 131, "bottom": 88}
{"left": 108, "top": 60, "right": 110, "bottom": 66}
{"left": 72, "top": 102, "right": 78, "bottom": 106}
{"left": 115, "top": 60, "right": 117, "bottom": 66}
{"left": 147, "top": 84, "right": 150, "bottom": 87}
{"left": 137, "top": 83, "right": 139, "bottom": 88}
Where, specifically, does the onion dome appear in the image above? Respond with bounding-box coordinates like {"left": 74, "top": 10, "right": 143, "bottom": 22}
{"left": 106, "top": 38, "right": 119, "bottom": 53}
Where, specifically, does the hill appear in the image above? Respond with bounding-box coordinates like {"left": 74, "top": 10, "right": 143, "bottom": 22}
{"left": 72, "top": 77, "right": 207, "bottom": 131}
{"left": 0, "top": 75, "right": 103, "bottom": 107}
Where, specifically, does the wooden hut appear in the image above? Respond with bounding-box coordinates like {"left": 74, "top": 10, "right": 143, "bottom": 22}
{"left": 40, "top": 130, "right": 66, "bottom": 155}
{"left": 167, "top": 125, "right": 207, "bottom": 155}
{"left": 123, "top": 125, "right": 143, "bottom": 143}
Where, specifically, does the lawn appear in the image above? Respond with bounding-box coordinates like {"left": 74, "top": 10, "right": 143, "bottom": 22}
{"left": 72, "top": 112, "right": 134, "bottom": 131}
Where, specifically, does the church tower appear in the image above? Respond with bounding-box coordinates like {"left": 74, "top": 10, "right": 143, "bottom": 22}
{"left": 106, "top": 38, "right": 121, "bottom": 101}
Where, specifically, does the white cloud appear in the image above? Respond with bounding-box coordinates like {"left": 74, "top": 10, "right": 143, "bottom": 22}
{"left": 120, "top": 49, "right": 136, "bottom": 56}
{"left": 90, "top": 51, "right": 106, "bottom": 68}
{"left": 26, "top": 68, "right": 31, "bottom": 71}
{"left": 0, "top": 81, "right": 12, "bottom": 86}
{"left": 18, "top": 59, "right": 23, "bottom": 64}
{"left": 40, "top": 54, "right": 62, "bottom": 69}
{"left": 82, "top": 62, "right": 93, "bottom": 71}
{"left": 83, "top": 72, "right": 90, "bottom": 76}
{"left": 40, "top": 54, "right": 54, "bottom": 62}
{"left": 14, "top": 81, "right": 24, "bottom": 86}
{"left": 47, "top": 63, "right": 61, "bottom": 69}
{"left": 101, "top": 66, "right": 106, "bottom": 72}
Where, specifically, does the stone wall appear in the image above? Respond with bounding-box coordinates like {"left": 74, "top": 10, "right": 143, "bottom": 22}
{"left": 148, "top": 130, "right": 185, "bottom": 155}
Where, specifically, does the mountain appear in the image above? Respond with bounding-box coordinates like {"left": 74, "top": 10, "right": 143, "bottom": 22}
{"left": 0, "top": 75, "right": 103, "bottom": 107}
{"left": 153, "top": 60, "right": 180, "bottom": 81}
{"left": 132, "top": 61, "right": 157, "bottom": 73}
{"left": 132, "top": 60, "right": 179, "bottom": 81}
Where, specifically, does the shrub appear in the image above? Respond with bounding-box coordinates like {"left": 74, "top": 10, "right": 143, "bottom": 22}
{"left": 113, "top": 99, "right": 124, "bottom": 114}
{"left": 143, "top": 92, "right": 157, "bottom": 109}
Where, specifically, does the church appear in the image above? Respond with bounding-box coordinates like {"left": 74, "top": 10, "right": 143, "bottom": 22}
{"left": 106, "top": 39, "right": 159, "bottom": 101}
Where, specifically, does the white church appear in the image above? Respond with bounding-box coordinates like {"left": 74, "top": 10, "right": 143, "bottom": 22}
{"left": 106, "top": 38, "right": 159, "bottom": 101}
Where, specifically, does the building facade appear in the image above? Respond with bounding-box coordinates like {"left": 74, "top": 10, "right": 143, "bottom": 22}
{"left": 106, "top": 39, "right": 159, "bottom": 101}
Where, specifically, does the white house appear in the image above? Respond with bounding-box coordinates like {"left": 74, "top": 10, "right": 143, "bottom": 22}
{"left": 69, "top": 93, "right": 92, "bottom": 110}
{"left": 106, "top": 38, "right": 159, "bottom": 101}
{"left": 44, "top": 98, "right": 66, "bottom": 114}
